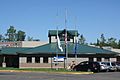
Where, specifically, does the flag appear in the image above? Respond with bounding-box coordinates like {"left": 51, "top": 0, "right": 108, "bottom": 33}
{"left": 57, "top": 34, "right": 63, "bottom": 52}
{"left": 65, "top": 29, "right": 67, "bottom": 45}
{"left": 74, "top": 39, "right": 77, "bottom": 54}
{"left": 74, "top": 32, "right": 78, "bottom": 55}
{"left": 64, "top": 29, "right": 67, "bottom": 59}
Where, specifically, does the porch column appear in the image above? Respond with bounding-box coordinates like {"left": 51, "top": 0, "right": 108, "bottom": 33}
{"left": 40, "top": 57, "right": 43, "bottom": 63}
{"left": 2, "top": 56, "right": 6, "bottom": 67}
{"left": 32, "top": 57, "right": 35, "bottom": 63}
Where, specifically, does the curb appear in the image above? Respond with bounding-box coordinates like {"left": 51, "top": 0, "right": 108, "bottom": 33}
{"left": 53, "top": 72, "right": 94, "bottom": 74}
{"left": 0, "top": 70, "right": 94, "bottom": 74}
{"left": 0, "top": 70, "right": 31, "bottom": 72}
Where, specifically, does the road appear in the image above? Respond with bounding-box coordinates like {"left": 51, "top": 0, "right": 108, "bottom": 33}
{"left": 0, "top": 72, "right": 120, "bottom": 80}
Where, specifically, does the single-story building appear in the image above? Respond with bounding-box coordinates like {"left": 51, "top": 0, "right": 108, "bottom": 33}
{"left": 0, "top": 42, "right": 120, "bottom": 68}
{"left": 0, "top": 29, "right": 120, "bottom": 68}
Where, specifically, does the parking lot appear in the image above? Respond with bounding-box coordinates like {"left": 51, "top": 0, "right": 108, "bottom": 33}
{"left": 0, "top": 72, "right": 120, "bottom": 80}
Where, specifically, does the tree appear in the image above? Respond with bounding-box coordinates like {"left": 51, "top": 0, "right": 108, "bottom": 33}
{"left": 0, "top": 35, "right": 2, "bottom": 41}
{"left": 99, "top": 34, "right": 106, "bottom": 48}
{"left": 6, "top": 26, "right": 16, "bottom": 41}
{"left": 96, "top": 38, "right": 100, "bottom": 46}
{"left": 17, "top": 30, "right": 26, "bottom": 41}
{"left": 107, "top": 37, "right": 117, "bottom": 48}
{"left": 27, "top": 36, "right": 33, "bottom": 41}
{"left": 90, "top": 39, "right": 100, "bottom": 46}
{"left": 117, "top": 40, "right": 120, "bottom": 49}
{"left": 0, "top": 35, "right": 5, "bottom": 42}
{"left": 79, "top": 34, "right": 86, "bottom": 44}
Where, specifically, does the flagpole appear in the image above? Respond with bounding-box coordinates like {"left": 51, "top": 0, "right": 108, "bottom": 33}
{"left": 65, "top": 9, "right": 68, "bottom": 69}
{"left": 56, "top": 11, "right": 59, "bottom": 70}
{"left": 56, "top": 27, "right": 58, "bottom": 70}
{"left": 56, "top": 11, "right": 63, "bottom": 70}
{"left": 74, "top": 16, "right": 77, "bottom": 63}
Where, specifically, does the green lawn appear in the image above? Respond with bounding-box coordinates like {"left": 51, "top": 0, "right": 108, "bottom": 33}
{"left": 0, "top": 67, "right": 76, "bottom": 72}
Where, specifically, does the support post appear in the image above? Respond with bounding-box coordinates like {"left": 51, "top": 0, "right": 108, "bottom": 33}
{"left": 2, "top": 56, "right": 6, "bottom": 67}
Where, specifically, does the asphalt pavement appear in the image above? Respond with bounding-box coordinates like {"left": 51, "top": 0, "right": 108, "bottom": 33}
{"left": 0, "top": 72, "right": 120, "bottom": 80}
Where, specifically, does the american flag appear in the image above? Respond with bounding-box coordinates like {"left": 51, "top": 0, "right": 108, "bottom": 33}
{"left": 74, "top": 38, "right": 77, "bottom": 55}
{"left": 65, "top": 29, "right": 67, "bottom": 45}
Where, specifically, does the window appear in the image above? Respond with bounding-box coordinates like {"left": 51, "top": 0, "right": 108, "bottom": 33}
{"left": 43, "top": 57, "right": 48, "bottom": 63}
{"left": 60, "top": 34, "right": 70, "bottom": 41}
{"left": 35, "top": 57, "right": 40, "bottom": 63}
{"left": 104, "top": 57, "right": 110, "bottom": 61}
{"left": 27, "top": 57, "right": 32, "bottom": 63}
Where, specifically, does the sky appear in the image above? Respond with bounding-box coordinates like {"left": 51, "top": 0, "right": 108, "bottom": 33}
{"left": 0, "top": 0, "right": 120, "bottom": 43}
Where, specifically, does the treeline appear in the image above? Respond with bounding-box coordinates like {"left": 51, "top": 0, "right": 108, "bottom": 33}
{"left": 77, "top": 34, "right": 120, "bottom": 49}
{"left": 0, "top": 26, "right": 40, "bottom": 42}
{"left": 90, "top": 34, "right": 120, "bottom": 49}
{"left": 0, "top": 26, "right": 26, "bottom": 41}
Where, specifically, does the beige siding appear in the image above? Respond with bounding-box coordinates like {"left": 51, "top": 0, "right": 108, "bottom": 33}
{"left": 110, "top": 58, "right": 116, "bottom": 62}
{"left": 111, "top": 49, "right": 120, "bottom": 53}
{"left": 19, "top": 63, "right": 51, "bottom": 68}
{"left": 21, "top": 41, "right": 48, "bottom": 47}
{"left": 0, "top": 41, "right": 48, "bottom": 47}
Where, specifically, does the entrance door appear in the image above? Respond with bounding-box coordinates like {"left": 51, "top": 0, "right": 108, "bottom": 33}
{"left": 5, "top": 55, "right": 19, "bottom": 68}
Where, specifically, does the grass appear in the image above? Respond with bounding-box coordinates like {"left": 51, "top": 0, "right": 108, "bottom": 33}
{"left": 0, "top": 67, "right": 77, "bottom": 72}
{"left": 0, "top": 68, "right": 94, "bottom": 74}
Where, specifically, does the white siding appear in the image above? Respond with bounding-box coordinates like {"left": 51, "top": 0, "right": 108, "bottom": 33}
{"left": 19, "top": 57, "right": 26, "bottom": 63}
{"left": 51, "top": 36, "right": 56, "bottom": 42}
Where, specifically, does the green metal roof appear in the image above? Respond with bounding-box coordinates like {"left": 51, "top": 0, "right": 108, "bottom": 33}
{"left": 48, "top": 29, "right": 79, "bottom": 37}
{"left": 18, "top": 42, "right": 118, "bottom": 55}
{"left": 0, "top": 47, "right": 31, "bottom": 55}
{"left": 0, "top": 43, "right": 118, "bottom": 55}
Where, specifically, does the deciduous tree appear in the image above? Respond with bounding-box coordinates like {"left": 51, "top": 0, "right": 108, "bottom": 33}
{"left": 17, "top": 30, "right": 26, "bottom": 41}
{"left": 6, "top": 26, "right": 16, "bottom": 41}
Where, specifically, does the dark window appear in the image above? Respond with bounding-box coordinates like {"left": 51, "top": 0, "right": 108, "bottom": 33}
{"left": 60, "top": 34, "right": 70, "bottom": 41}
{"left": 43, "top": 57, "right": 48, "bottom": 63}
{"left": 27, "top": 57, "right": 32, "bottom": 63}
{"left": 104, "top": 57, "right": 110, "bottom": 61}
{"left": 35, "top": 57, "right": 40, "bottom": 63}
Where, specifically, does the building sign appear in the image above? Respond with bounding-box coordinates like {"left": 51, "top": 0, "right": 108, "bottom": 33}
{"left": 53, "top": 56, "right": 64, "bottom": 62}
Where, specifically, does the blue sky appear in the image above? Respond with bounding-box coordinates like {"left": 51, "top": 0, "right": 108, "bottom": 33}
{"left": 0, "top": 0, "right": 120, "bottom": 43}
